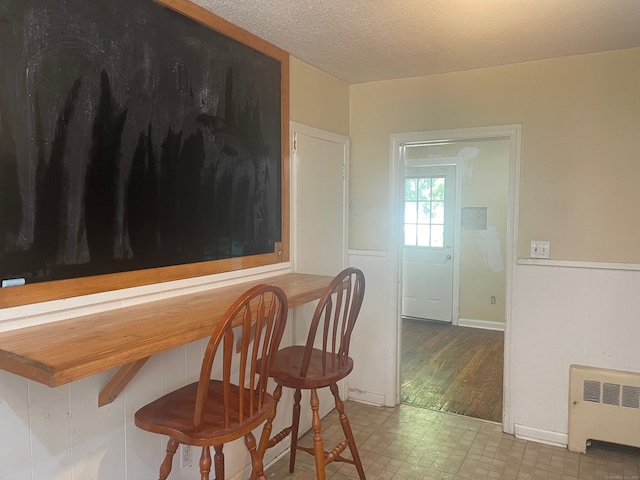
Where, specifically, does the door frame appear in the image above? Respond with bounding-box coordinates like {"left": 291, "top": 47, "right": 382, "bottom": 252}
{"left": 402, "top": 160, "right": 461, "bottom": 324}
{"left": 388, "top": 125, "right": 521, "bottom": 434}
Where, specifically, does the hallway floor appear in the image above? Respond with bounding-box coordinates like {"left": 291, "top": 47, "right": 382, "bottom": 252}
{"left": 265, "top": 402, "right": 640, "bottom": 479}
{"left": 401, "top": 319, "right": 504, "bottom": 422}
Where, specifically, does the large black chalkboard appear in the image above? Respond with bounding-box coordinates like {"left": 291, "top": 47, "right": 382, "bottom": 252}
{"left": 0, "top": 0, "right": 284, "bottom": 288}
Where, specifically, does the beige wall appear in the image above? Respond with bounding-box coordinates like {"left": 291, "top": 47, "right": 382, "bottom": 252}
{"left": 458, "top": 139, "right": 509, "bottom": 323}
{"left": 350, "top": 47, "right": 640, "bottom": 263}
{"left": 289, "top": 56, "right": 350, "bottom": 136}
{"left": 404, "top": 139, "right": 509, "bottom": 324}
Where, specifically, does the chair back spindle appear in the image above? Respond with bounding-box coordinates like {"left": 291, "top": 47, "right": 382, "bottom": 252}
{"left": 194, "top": 285, "right": 288, "bottom": 431}
{"left": 300, "top": 268, "right": 365, "bottom": 378}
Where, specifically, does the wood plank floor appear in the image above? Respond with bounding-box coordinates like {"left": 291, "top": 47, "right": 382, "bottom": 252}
{"left": 401, "top": 318, "right": 504, "bottom": 423}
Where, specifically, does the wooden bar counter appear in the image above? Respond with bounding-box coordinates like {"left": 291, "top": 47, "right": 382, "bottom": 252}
{"left": 0, "top": 272, "right": 331, "bottom": 406}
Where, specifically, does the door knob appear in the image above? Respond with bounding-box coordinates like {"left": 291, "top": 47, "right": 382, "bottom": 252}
{"left": 446, "top": 254, "right": 452, "bottom": 260}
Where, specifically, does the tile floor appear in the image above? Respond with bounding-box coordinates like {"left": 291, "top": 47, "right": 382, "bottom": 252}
{"left": 265, "top": 402, "right": 640, "bottom": 479}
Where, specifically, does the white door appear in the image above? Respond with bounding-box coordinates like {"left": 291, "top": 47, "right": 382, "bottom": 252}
{"left": 402, "top": 164, "right": 455, "bottom": 322}
{"left": 291, "top": 122, "right": 348, "bottom": 420}
{"left": 292, "top": 124, "right": 347, "bottom": 275}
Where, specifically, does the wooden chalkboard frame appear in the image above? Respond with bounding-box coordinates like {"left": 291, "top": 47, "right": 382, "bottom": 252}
{"left": 0, "top": 0, "right": 290, "bottom": 309}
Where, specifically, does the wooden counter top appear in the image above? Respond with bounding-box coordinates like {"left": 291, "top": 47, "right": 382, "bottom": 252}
{"left": 0, "top": 272, "right": 331, "bottom": 405}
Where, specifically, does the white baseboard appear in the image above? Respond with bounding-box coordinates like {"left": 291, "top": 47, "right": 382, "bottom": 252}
{"left": 261, "top": 446, "right": 292, "bottom": 477}
{"left": 457, "top": 318, "right": 505, "bottom": 331}
{"left": 347, "top": 388, "right": 386, "bottom": 407}
{"left": 514, "top": 424, "right": 568, "bottom": 448}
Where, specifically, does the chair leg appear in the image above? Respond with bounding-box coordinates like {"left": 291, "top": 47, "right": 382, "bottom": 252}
{"left": 245, "top": 432, "right": 267, "bottom": 480}
{"left": 289, "top": 388, "right": 302, "bottom": 473}
{"left": 310, "top": 388, "right": 327, "bottom": 480}
{"left": 200, "top": 447, "right": 211, "bottom": 480}
{"left": 159, "top": 438, "right": 179, "bottom": 480}
{"left": 211, "top": 445, "right": 222, "bottom": 480}
{"left": 257, "top": 384, "right": 282, "bottom": 459}
{"left": 330, "top": 383, "right": 366, "bottom": 480}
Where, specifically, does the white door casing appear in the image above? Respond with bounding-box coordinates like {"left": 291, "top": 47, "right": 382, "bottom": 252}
{"left": 388, "top": 125, "right": 521, "bottom": 435}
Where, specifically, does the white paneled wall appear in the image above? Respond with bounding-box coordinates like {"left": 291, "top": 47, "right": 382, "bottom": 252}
{"left": 0, "top": 265, "right": 297, "bottom": 480}
{"left": 512, "top": 262, "right": 640, "bottom": 445}
{"left": 346, "top": 251, "right": 640, "bottom": 448}
{"left": 0, "top": 322, "right": 298, "bottom": 480}
{"left": 347, "top": 251, "right": 396, "bottom": 407}
{"left": 4, "top": 255, "right": 640, "bottom": 479}
{"left": 0, "top": 370, "right": 31, "bottom": 479}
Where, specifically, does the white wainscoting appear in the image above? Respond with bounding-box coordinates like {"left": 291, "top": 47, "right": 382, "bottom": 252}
{"left": 346, "top": 251, "right": 640, "bottom": 448}
{"left": 347, "top": 250, "right": 398, "bottom": 407}
{"left": 4, "top": 256, "right": 640, "bottom": 479}
{"left": 0, "top": 264, "right": 296, "bottom": 480}
{"left": 511, "top": 261, "right": 640, "bottom": 446}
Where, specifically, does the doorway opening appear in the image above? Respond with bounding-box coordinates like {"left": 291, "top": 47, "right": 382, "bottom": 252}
{"left": 390, "top": 126, "right": 521, "bottom": 432}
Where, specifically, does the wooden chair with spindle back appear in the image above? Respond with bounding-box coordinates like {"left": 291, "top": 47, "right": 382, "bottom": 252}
{"left": 134, "top": 283, "right": 288, "bottom": 480}
{"left": 255, "top": 267, "right": 367, "bottom": 480}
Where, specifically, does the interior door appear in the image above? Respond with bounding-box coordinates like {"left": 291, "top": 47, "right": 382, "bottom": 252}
{"left": 402, "top": 164, "right": 455, "bottom": 322}
{"left": 291, "top": 122, "right": 348, "bottom": 419}
{"left": 292, "top": 125, "right": 347, "bottom": 275}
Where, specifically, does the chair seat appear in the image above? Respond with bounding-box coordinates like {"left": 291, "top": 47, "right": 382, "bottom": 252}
{"left": 269, "top": 345, "right": 354, "bottom": 389}
{"left": 135, "top": 380, "right": 274, "bottom": 447}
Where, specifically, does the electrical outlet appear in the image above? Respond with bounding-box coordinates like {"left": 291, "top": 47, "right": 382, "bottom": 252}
{"left": 530, "top": 240, "right": 550, "bottom": 259}
{"left": 180, "top": 444, "right": 192, "bottom": 469}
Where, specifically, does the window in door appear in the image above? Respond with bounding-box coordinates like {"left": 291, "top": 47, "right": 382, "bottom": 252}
{"left": 404, "top": 176, "right": 445, "bottom": 247}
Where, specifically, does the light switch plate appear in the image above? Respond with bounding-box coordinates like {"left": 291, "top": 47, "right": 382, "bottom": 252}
{"left": 530, "top": 240, "right": 550, "bottom": 259}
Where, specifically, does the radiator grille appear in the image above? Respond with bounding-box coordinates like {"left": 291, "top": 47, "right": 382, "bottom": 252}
{"left": 583, "top": 380, "right": 600, "bottom": 403}
{"left": 583, "top": 380, "right": 640, "bottom": 409}
{"left": 603, "top": 383, "right": 620, "bottom": 406}
{"left": 622, "top": 385, "right": 640, "bottom": 409}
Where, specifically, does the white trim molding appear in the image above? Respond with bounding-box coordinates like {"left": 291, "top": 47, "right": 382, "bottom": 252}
{"left": 515, "top": 424, "right": 568, "bottom": 448}
{"left": 347, "top": 388, "right": 387, "bottom": 407}
{"left": 389, "top": 124, "right": 522, "bottom": 435}
{"left": 518, "top": 258, "right": 640, "bottom": 271}
{"left": 457, "top": 318, "right": 506, "bottom": 332}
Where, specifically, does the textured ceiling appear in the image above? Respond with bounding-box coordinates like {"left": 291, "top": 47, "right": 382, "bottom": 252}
{"left": 192, "top": 0, "right": 640, "bottom": 84}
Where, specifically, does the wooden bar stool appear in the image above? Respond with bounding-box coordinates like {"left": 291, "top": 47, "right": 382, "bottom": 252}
{"left": 256, "top": 267, "right": 367, "bottom": 480}
{"left": 134, "top": 284, "right": 288, "bottom": 480}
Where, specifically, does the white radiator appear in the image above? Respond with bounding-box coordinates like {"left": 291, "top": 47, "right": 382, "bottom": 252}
{"left": 568, "top": 364, "right": 640, "bottom": 453}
